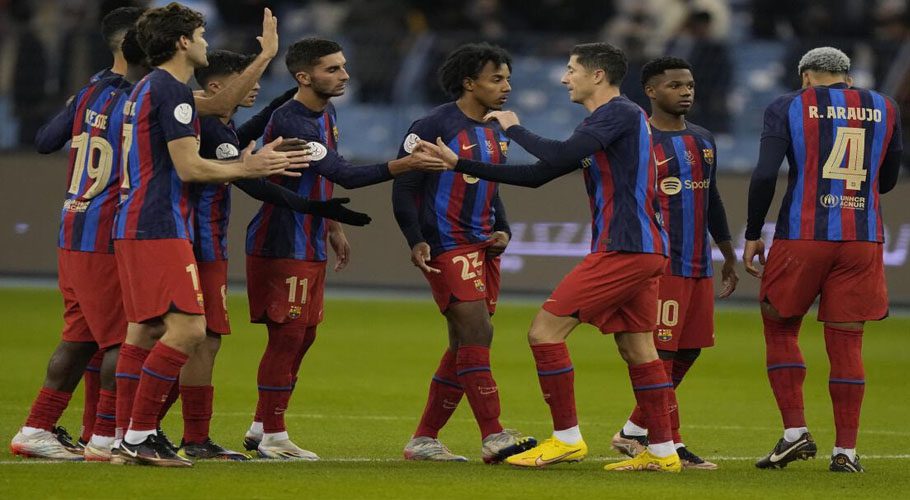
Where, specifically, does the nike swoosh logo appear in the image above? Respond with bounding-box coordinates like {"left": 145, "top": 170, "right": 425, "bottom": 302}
{"left": 534, "top": 450, "right": 574, "bottom": 466}
{"left": 462, "top": 144, "right": 478, "bottom": 151}
{"left": 121, "top": 447, "right": 138, "bottom": 458}
{"left": 656, "top": 156, "right": 674, "bottom": 166}
{"left": 769, "top": 440, "right": 805, "bottom": 462}
{"left": 545, "top": 299, "right": 557, "bottom": 302}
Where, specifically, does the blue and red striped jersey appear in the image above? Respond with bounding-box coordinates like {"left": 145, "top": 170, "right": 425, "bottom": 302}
{"left": 763, "top": 83, "right": 901, "bottom": 242}
{"left": 394, "top": 102, "right": 509, "bottom": 256}
{"left": 577, "top": 97, "right": 667, "bottom": 256}
{"left": 89, "top": 68, "right": 115, "bottom": 84}
{"left": 114, "top": 69, "right": 200, "bottom": 241}
{"left": 653, "top": 123, "right": 717, "bottom": 277}
{"left": 192, "top": 116, "right": 240, "bottom": 262}
{"left": 56, "top": 75, "right": 133, "bottom": 253}
{"left": 246, "top": 100, "right": 338, "bottom": 261}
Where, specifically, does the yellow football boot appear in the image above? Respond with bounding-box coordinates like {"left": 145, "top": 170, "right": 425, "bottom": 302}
{"left": 604, "top": 449, "right": 682, "bottom": 472}
{"left": 505, "top": 437, "right": 587, "bottom": 467}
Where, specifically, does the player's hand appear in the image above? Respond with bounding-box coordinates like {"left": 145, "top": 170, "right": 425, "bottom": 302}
{"left": 420, "top": 138, "right": 459, "bottom": 169}
{"left": 485, "top": 231, "right": 510, "bottom": 258}
{"left": 306, "top": 197, "right": 372, "bottom": 227}
{"left": 408, "top": 149, "right": 449, "bottom": 171}
{"left": 410, "top": 242, "right": 439, "bottom": 274}
{"left": 328, "top": 226, "right": 351, "bottom": 272}
{"left": 273, "top": 137, "right": 309, "bottom": 153}
{"left": 718, "top": 257, "right": 739, "bottom": 298}
{"left": 257, "top": 8, "right": 279, "bottom": 59}
{"left": 483, "top": 110, "right": 519, "bottom": 130}
{"left": 742, "top": 239, "right": 766, "bottom": 279}
{"left": 240, "top": 138, "right": 306, "bottom": 178}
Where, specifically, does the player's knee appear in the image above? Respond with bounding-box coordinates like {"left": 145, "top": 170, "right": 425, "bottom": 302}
{"left": 203, "top": 333, "right": 222, "bottom": 357}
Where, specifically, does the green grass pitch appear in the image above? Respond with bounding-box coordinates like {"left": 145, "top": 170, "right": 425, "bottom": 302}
{"left": 1, "top": 288, "right": 908, "bottom": 499}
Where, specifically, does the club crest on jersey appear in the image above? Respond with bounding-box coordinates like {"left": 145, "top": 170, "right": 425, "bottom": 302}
{"left": 703, "top": 148, "right": 714, "bottom": 165}
{"left": 402, "top": 133, "right": 420, "bottom": 153}
{"left": 660, "top": 176, "right": 682, "bottom": 195}
{"left": 288, "top": 305, "right": 302, "bottom": 320}
{"left": 306, "top": 141, "right": 328, "bottom": 161}
{"left": 174, "top": 103, "right": 193, "bottom": 125}
{"left": 657, "top": 329, "right": 673, "bottom": 342}
{"left": 215, "top": 143, "right": 239, "bottom": 160}
{"left": 332, "top": 125, "right": 339, "bottom": 142}
{"left": 499, "top": 141, "right": 509, "bottom": 156}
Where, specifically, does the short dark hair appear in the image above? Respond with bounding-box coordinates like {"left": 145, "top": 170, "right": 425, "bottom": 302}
{"left": 136, "top": 2, "right": 205, "bottom": 67}
{"left": 101, "top": 6, "right": 144, "bottom": 52}
{"left": 640, "top": 57, "right": 692, "bottom": 87}
{"left": 286, "top": 38, "right": 343, "bottom": 75}
{"left": 437, "top": 43, "right": 512, "bottom": 98}
{"left": 570, "top": 43, "right": 627, "bottom": 86}
{"left": 120, "top": 28, "right": 147, "bottom": 67}
{"left": 194, "top": 49, "right": 255, "bottom": 87}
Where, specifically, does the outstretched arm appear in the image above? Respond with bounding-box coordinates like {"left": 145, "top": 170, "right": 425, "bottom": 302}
{"left": 35, "top": 96, "right": 79, "bottom": 153}
{"left": 235, "top": 87, "right": 297, "bottom": 145}
{"left": 234, "top": 179, "right": 370, "bottom": 225}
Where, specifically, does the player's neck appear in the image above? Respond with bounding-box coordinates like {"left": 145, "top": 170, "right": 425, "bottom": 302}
{"left": 157, "top": 57, "right": 195, "bottom": 84}
{"left": 295, "top": 88, "right": 330, "bottom": 113}
{"left": 455, "top": 97, "right": 487, "bottom": 123}
{"left": 649, "top": 110, "right": 687, "bottom": 131}
{"left": 583, "top": 86, "right": 620, "bottom": 113}
{"left": 110, "top": 53, "right": 127, "bottom": 76}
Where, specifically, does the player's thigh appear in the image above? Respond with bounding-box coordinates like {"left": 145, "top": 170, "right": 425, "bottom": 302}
{"left": 114, "top": 239, "right": 204, "bottom": 323}
{"left": 819, "top": 242, "right": 888, "bottom": 323}
{"left": 760, "top": 240, "right": 834, "bottom": 318}
{"left": 445, "top": 300, "right": 493, "bottom": 345}
{"left": 652, "top": 275, "right": 690, "bottom": 351}
{"left": 677, "top": 277, "right": 716, "bottom": 350}
{"left": 71, "top": 252, "right": 127, "bottom": 349}
{"left": 528, "top": 308, "right": 580, "bottom": 345}
{"left": 424, "top": 244, "right": 490, "bottom": 314}
{"left": 247, "top": 256, "right": 326, "bottom": 326}
{"left": 57, "top": 249, "right": 93, "bottom": 344}
{"left": 483, "top": 254, "right": 501, "bottom": 314}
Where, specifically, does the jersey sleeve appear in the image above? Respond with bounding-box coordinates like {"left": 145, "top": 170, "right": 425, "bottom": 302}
{"left": 156, "top": 79, "right": 198, "bottom": 142}
{"left": 397, "top": 118, "right": 438, "bottom": 159}
{"left": 886, "top": 96, "right": 903, "bottom": 153}
{"left": 35, "top": 93, "right": 81, "bottom": 154}
{"left": 760, "top": 95, "right": 792, "bottom": 142}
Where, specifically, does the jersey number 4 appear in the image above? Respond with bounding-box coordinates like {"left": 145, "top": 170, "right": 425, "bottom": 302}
{"left": 821, "top": 126, "right": 868, "bottom": 190}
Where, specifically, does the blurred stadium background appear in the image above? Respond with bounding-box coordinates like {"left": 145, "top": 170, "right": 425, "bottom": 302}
{"left": 0, "top": 0, "right": 908, "bottom": 303}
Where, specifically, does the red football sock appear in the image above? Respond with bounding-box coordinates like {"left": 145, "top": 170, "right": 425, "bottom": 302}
{"left": 93, "top": 389, "right": 117, "bottom": 438}
{"left": 180, "top": 385, "right": 214, "bottom": 444}
{"left": 80, "top": 350, "right": 104, "bottom": 442}
{"left": 456, "top": 345, "right": 503, "bottom": 438}
{"left": 128, "top": 342, "right": 188, "bottom": 432}
{"left": 629, "top": 359, "right": 673, "bottom": 445}
{"left": 291, "top": 326, "right": 317, "bottom": 391}
{"left": 825, "top": 325, "right": 865, "bottom": 449}
{"left": 115, "top": 343, "right": 150, "bottom": 433}
{"left": 671, "top": 357, "right": 695, "bottom": 388}
{"left": 414, "top": 349, "right": 463, "bottom": 438}
{"left": 627, "top": 359, "right": 676, "bottom": 434}
{"left": 763, "top": 315, "right": 806, "bottom": 429}
{"left": 158, "top": 382, "right": 180, "bottom": 424}
{"left": 531, "top": 342, "right": 577, "bottom": 431}
{"left": 257, "top": 322, "right": 311, "bottom": 434}
{"left": 24, "top": 388, "right": 72, "bottom": 431}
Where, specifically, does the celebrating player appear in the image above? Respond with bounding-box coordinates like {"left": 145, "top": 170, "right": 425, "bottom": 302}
{"left": 169, "top": 49, "right": 371, "bottom": 461}
{"left": 10, "top": 25, "right": 148, "bottom": 462}
{"left": 110, "top": 3, "right": 307, "bottom": 467}
{"left": 744, "top": 47, "right": 902, "bottom": 472}
{"left": 392, "top": 43, "right": 536, "bottom": 463}
{"left": 241, "top": 37, "right": 445, "bottom": 460}
{"left": 609, "top": 57, "right": 738, "bottom": 470}
{"left": 420, "top": 43, "right": 682, "bottom": 473}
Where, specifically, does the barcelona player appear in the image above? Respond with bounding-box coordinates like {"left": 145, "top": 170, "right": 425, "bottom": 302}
{"left": 609, "top": 57, "right": 738, "bottom": 470}
{"left": 242, "top": 38, "right": 444, "bottom": 460}
{"left": 392, "top": 43, "right": 536, "bottom": 463}
{"left": 420, "top": 43, "right": 681, "bottom": 473}
{"left": 110, "top": 3, "right": 308, "bottom": 467}
{"left": 744, "top": 47, "right": 902, "bottom": 472}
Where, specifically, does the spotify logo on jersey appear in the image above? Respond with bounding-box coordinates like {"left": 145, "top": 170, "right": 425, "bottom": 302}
{"left": 660, "top": 177, "right": 682, "bottom": 195}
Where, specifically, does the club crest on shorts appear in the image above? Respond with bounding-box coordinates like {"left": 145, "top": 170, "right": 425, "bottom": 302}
{"left": 288, "top": 305, "right": 302, "bottom": 320}
{"left": 657, "top": 328, "right": 673, "bottom": 342}
{"left": 196, "top": 293, "right": 205, "bottom": 308}
{"left": 473, "top": 279, "right": 486, "bottom": 292}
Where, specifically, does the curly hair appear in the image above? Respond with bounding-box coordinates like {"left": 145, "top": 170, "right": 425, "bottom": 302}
{"left": 136, "top": 2, "right": 205, "bottom": 67}
{"left": 437, "top": 43, "right": 512, "bottom": 98}
{"left": 798, "top": 47, "right": 850, "bottom": 75}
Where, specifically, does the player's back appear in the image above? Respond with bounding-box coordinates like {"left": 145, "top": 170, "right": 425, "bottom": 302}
{"left": 246, "top": 100, "right": 336, "bottom": 261}
{"left": 115, "top": 68, "right": 199, "bottom": 241}
{"left": 60, "top": 75, "right": 133, "bottom": 253}
{"left": 577, "top": 96, "right": 667, "bottom": 256}
{"left": 652, "top": 123, "right": 715, "bottom": 277}
{"left": 764, "top": 83, "right": 900, "bottom": 242}
{"left": 398, "top": 102, "right": 509, "bottom": 255}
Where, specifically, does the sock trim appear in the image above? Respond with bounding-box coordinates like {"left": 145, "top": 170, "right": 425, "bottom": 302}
{"left": 141, "top": 367, "right": 178, "bottom": 382}
{"left": 85, "top": 365, "right": 101, "bottom": 373}
{"left": 767, "top": 363, "right": 807, "bottom": 372}
{"left": 115, "top": 372, "right": 141, "bottom": 380}
{"left": 258, "top": 385, "right": 293, "bottom": 392}
{"left": 431, "top": 376, "right": 462, "bottom": 389}
{"left": 633, "top": 382, "right": 674, "bottom": 392}
{"left": 537, "top": 366, "right": 574, "bottom": 376}
{"left": 829, "top": 378, "right": 865, "bottom": 385}
{"left": 455, "top": 366, "right": 490, "bottom": 376}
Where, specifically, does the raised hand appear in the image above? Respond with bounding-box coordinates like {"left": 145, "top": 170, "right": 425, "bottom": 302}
{"left": 424, "top": 138, "right": 458, "bottom": 169}
{"left": 241, "top": 137, "right": 307, "bottom": 178}
{"left": 257, "top": 8, "right": 279, "bottom": 59}
{"left": 742, "top": 239, "right": 766, "bottom": 279}
{"left": 410, "top": 242, "right": 439, "bottom": 274}
{"left": 483, "top": 110, "right": 520, "bottom": 130}
{"left": 306, "top": 197, "right": 371, "bottom": 226}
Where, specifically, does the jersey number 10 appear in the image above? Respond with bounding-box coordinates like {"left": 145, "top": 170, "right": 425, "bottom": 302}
{"left": 821, "top": 126, "right": 868, "bottom": 191}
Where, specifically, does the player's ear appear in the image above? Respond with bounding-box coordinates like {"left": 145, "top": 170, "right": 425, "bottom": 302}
{"left": 295, "top": 71, "right": 310, "bottom": 86}
{"left": 462, "top": 77, "right": 473, "bottom": 92}
{"left": 644, "top": 83, "right": 656, "bottom": 99}
{"left": 845, "top": 74, "right": 854, "bottom": 87}
{"left": 800, "top": 71, "right": 811, "bottom": 89}
{"left": 593, "top": 68, "right": 606, "bottom": 85}
{"left": 207, "top": 80, "right": 221, "bottom": 93}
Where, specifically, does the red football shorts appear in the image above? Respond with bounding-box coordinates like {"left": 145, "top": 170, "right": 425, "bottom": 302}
{"left": 544, "top": 251, "right": 667, "bottom": 334}
{"left": 760, "top": 239, "right": 887, "bottom": 322}
{"left": 247, "top": 255, "right": 326, "bottom": 326}
{"left": 424, "top": 242, "right": 501, "bottom": 314}
{"left": 198, "top": 259, "right": 230, "bottom": 335}
{"left": 57, "top": 249, "right": 127, "bottom": 349}
{"left": 114, "top": 239, "right": 205, "bottom": 323}
{"left": 652, "top": 275, "right": 715, "bottom": 351}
